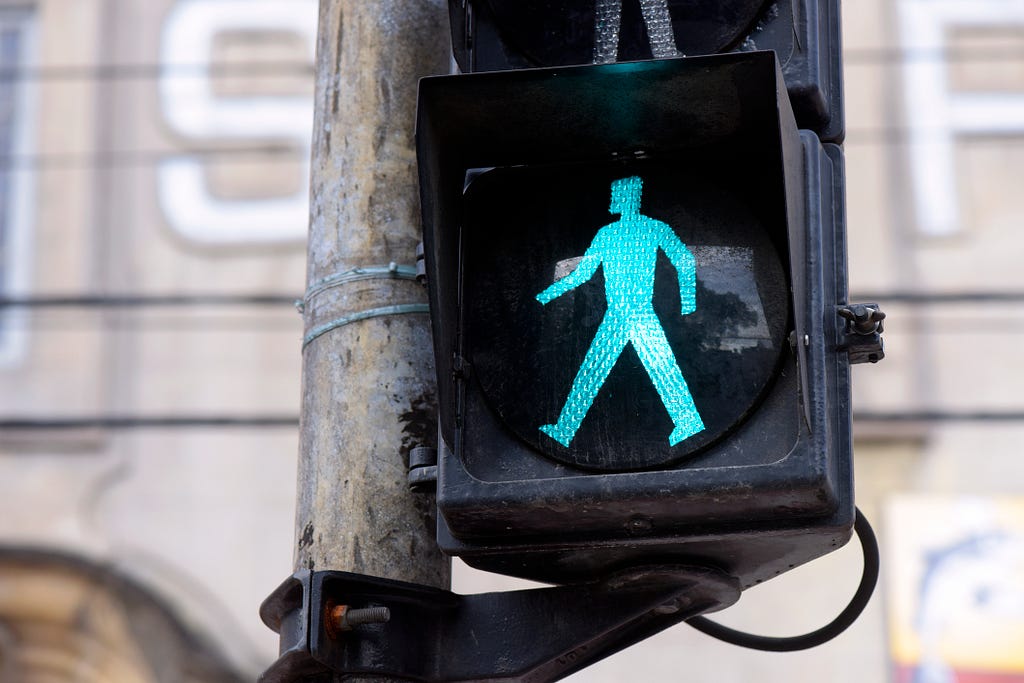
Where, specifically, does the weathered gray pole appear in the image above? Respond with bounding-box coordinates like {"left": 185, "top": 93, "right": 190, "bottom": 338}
{"left": 294, "top": 0, "right": 451, "bottom": 596}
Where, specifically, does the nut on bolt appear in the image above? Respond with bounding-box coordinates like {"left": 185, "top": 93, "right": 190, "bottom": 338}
{"left": 838, "top": 303, "right": 886, "bottom": 335}
{"left": 325, "top": 601, "right": 391, "bottom": 639}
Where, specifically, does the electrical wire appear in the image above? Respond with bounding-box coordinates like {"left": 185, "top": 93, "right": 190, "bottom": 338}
{"left": 3, "top": 411, "right": 1024, "bottom": 431}
{"left": 686, "top": 507, "right": 879, "bottom": 652}
{"left": 844, "top": 130, "right": 1024, "bottom": 145}
{"left": 0, "top": 294, "right": 299, "bottom": 308}
{"left": 0, "top": 45, "right": 1021, "bottom": 83}
{"left": 855, "top": 411, "right": 1024, "bottom": 423}
{"left": 854, "top": 291, "right": 1024, "bottom": 304}
{"left": 843, "top": 46, "right": 1024, "bottom": 64}
{"left": 0, "top": 144, "right": 306, "bottom": 170}
{"left": 0, "top": 62, "right": 314, "bottom": 82}
{"left": 0, "top": 416, "right": 299, "bottom": 430}
{"left": 0, "top": 127, "right": 1018, "bottom": 171}
{"left": 8, "top": 291, "right": 1024, "bottom": 309}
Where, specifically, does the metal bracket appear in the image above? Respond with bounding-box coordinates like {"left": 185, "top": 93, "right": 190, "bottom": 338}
{"left": 259, "top": 565, "right": 739, "bottom": 683}
{"left": 838, "top": 303, "right": 886, "bottom": 364}
{"left": 407, "top": 444, "right": 438, "bottom": 492}
{"left": 416, "top": 242, "right": 428, "bottom": 286}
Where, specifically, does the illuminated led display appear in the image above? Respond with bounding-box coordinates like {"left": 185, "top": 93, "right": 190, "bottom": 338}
{"left": 536, "top": 176, "right": 704, "bottom": 447}
{"left": 461, "top": 161, "right": 789, "bottom": 471}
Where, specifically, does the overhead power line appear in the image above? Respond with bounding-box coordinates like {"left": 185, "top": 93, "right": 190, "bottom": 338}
{"left": 3, "top": 128, "right": 1023, "bottom": 171}
{"left": 0, "top": 62, "right": 315, "bottom": 82}
{"left": 844, "top": 129, "right": 1024, "bottom": 145}
{"left": 843, "top": 45, "right": 1024, "bottom": 64}
{"left": 0, "top": 46, "right": 1022, "bottom": 83}
{"left": 0, "top": 415, "right": 299, "bottom": 430}
{"left": 0, "top": 294, "right": 299, "bottom": 309}
{"left": 7, "top": 291, "right": 1024, "bottom": 310}
{"left": 0, "top": 144, "right": 306, "bottom": 170}
{"left": 856, "top": 411, "right": 1024, "bottom": 423}
{"left": 4, "top": 410, "right": 1024, "bottom": 431}
{"left": 854, "top": 291, "right": 1024, "bottom": 304}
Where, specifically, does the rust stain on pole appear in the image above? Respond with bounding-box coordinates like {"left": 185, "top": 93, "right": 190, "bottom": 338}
{"left": 295, "top": 0, "right": 450, "bottom": 591}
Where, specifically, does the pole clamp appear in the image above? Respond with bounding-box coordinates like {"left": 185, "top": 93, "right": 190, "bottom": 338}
{"left": 297, "top": 263, "right": 429, "bottom": 351}
{"left": 258, "top": 565, "right": 739, "bottom": 683}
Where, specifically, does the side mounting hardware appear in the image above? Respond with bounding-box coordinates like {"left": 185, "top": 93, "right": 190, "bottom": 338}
{"left": 839, "top": 303, "right": 886, "bottom": 364}
{"left": 259, "top": 565, "right": 739, "bottom": 683}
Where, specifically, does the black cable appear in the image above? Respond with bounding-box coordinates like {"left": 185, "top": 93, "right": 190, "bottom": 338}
{"left": 0, "top": 47, "right": 1021, "bottom": 83}
{"left": 686, "top": 507, "right": 879, "bottom": 652}
{"left": 0, "top": 62, "right": 314, "bottom": 82}
{"left": 0, "top": 125, "right": 1019, "bottom": 171}
{"left": 0, "top": 409, "right": 1021, "bottom": 430}
{"left": 0, "top": 144, "right": 305, "bottom": 170}
{"left": 0, "top": 415, "right": 299, "bottom": 430}
{"left": 0, "top": 294, "right": 298, "bottom": 308}
{"left": 844, "top": 46, "right": 1024, "bottom": 64}
{"left": 0, "top": 132, "right": 1003, "bottom": 171}
{"left": 853, "top": 291, "right": 1024, "bottom": 304}
{"left": 844, "top": 129, "right": 1024, "bottom": 145}
{"left": 8, "top": 290, "right": 1024, "bottom": 309}
{"left": 0, "top": 128, "right": 1015, "bottom": 171}
{"left": 856, "top": 410, "right": 1024, "bottom": 423}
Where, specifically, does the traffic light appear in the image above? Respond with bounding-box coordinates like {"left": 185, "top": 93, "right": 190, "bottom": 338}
{"left": 257, "top": 6, "right": 878, "bottom": 682}
{"left": 446, "top": 0, "right": 844, "bottom": 141}
{"left": 416, "top": 51, "right": 853, "bottom": 589}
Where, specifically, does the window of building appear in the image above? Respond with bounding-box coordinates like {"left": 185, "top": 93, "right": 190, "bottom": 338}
{"left": 0, "top": 7, "right": 35, "bottom": 367}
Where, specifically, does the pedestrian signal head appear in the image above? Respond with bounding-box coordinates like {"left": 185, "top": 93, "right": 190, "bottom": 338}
{"left": 416, "top": 52, "right": 853, "bottom": 590}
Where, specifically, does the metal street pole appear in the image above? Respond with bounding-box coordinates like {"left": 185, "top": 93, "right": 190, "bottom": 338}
{"left": 294, "top": 0, "right": 450, "bottom": 596}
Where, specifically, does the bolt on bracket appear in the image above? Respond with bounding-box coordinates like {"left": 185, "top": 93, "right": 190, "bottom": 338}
{"left": 838, "top": 303, "right": 886, "bottom": 364}
{"left": 407, "top": 444, "right": 438, "bottom": 492}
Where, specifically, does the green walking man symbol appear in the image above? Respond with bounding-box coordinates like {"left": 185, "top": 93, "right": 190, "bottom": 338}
{"left": 537, "top": 175, "right": 705, "bottom": 447}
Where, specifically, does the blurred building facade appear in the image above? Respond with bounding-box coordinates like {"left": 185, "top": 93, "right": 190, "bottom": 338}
{"left": 0, "top": 0, "right": 313, "bottom": 679}
{"left": 0, "top": 1, "right": 1022, "bottom": 681}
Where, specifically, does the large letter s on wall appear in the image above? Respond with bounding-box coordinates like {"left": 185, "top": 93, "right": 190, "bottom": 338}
{"left": 157, "top": 0, "right": 317, "bottom": 245}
